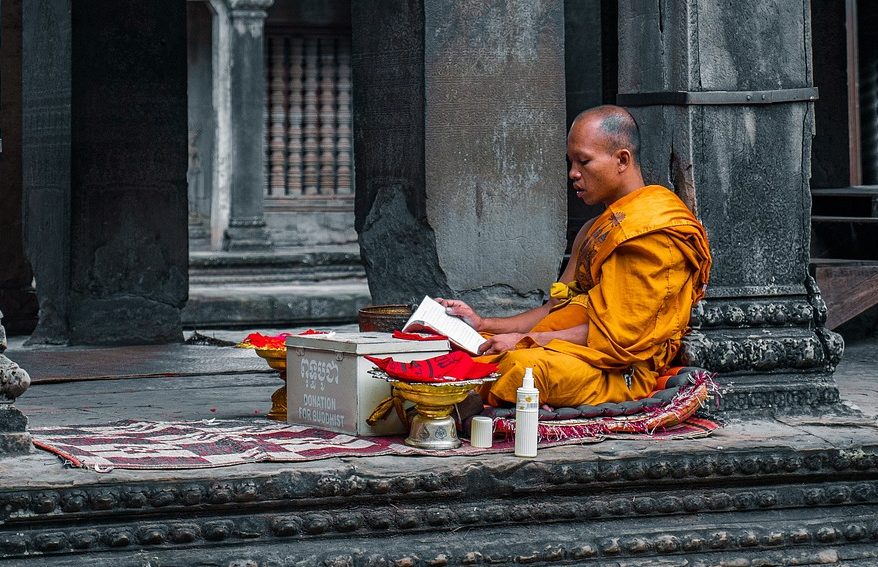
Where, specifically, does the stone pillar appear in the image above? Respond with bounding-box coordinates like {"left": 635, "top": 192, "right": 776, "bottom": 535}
{"left": 0, "top": 0, "right": 39, "bottom": 336}
{"left": 0, "top": 312, "right": 31, "bottom": 454}
{"left": 618, "top": 0, "right": 843, "bottom": 412}
{"left": 352, "top": 0, "right": 567, "bottom": 314}
{"left": 221, "top": 0, "right": 273, "bottom": 251}
{"left": 22, "top": 0, "right": 189, "bottom": 345}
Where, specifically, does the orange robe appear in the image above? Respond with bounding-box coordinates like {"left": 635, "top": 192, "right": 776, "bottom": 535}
{"left": 477, "top": 185, "right": 712, "bottom": 407}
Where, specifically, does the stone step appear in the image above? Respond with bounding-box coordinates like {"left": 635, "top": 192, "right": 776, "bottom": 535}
{"left": 811, "top": 186, "right": 878, "bottom": 217}
{"left": 182, "top": 281, "right": 372, "bottom": 329}
{"left": 2, "top": 422, "right": 877, "bottom": 565}
{"left": 188, "top": 247, "right": 366, "bottom": 285}
{"left": 811, "top": 216, "right": 878, "bottom": 261}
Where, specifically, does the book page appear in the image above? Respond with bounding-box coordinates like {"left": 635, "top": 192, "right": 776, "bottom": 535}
{"left": 403, "top": 296, "right": 485, "bottom": 355}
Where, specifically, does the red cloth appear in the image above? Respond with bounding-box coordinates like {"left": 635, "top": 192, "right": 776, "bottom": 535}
{"left": 366, "top": 351, "right": 498, "bottom": 383}
{"left": 392, "top": 330, "right": 448, "bottom": 341}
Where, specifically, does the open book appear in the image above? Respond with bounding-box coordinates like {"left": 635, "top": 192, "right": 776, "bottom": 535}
{"left": 402, "top": 296, "right": 486, "bottom": 355}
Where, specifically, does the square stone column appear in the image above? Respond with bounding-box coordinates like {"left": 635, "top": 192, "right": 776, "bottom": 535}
{"left": 22, "top": 0, "right": 189, "bottom": 345}
{"left": 618, "top": 0, "right": 842, "bottom": 412}
{"left": 352, "top": 0, "right": 567, "bottom": 314}
{"left": 221, "top": 0, "right": 274, "bottom": 251}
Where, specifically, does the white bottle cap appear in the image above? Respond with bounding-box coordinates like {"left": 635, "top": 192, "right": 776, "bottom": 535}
{"left": 470, "top": 416, "right": 493, "bottom": 448}
{"left": 522, "top": 367, "right": 535, "bottom": 390}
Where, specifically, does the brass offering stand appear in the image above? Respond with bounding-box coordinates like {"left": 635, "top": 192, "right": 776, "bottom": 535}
{"left": 370, "top": 369, "right": 498, "bottom": 450}
{"left": 254, "top": 347, "right": 287, "bottom": 421}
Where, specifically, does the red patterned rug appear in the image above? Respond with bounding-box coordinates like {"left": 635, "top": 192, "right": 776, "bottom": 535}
{"left": 31, "top": 417, "right": 719, "bottom": 472}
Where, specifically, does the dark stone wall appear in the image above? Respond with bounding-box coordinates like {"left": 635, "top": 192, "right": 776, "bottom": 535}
{"left": 21, "top": 0, "right": 73, "bottom": 344}
{"left": 67, "top": 0, "right": 188, "bottom": 344}
{"left": 563, "top": 0, "right": 611, "bottom": 253}
{"left": 0, "top": 0, "right": 37, "bottom": 335}
{"left": 352, "top": 0, "right": 449, "bottom": 304}
{"left": 267, "top": 0, "right": 351, "bottom": 28}
{"left": 354, "top": 0, "right": 567, "bottom": 313}
{"left": 810, "top": 0, "right": 850, "bottom": 188}
{"left": 23, "top": 0, "right": 188, "bottom": 345}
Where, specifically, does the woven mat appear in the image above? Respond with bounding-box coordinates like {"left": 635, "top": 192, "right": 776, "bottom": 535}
{"left": 31, "top": 417, "right": 718, "bottom": 472}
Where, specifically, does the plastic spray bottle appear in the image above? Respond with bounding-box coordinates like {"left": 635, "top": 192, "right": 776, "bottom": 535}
{"left": 514, "top": 367, "right": 539, "bottom": 457}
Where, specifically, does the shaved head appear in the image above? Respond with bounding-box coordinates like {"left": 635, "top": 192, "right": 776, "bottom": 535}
{"left": 572, "top": 105, "right": 641, "bottom": 163}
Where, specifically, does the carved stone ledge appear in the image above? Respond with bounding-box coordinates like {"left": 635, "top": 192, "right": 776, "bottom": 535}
{"left": 3, "top": 479, "right": 878, "bottom": 556}
{"left": 680, "top": 330, "right": 837, "bottom": 373}
{"left": 691, "top": 297, "right": 815, "bottom": 329}
{"left": 5, "top": 506, "right": 878, "bottom": 564}
{"left": 3, "top": 447, "right": 877, "bottom": 522}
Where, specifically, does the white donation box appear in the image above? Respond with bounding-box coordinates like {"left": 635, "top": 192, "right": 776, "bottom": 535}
{"left": 285, "top": 332, "right": 451, "bottom": 436}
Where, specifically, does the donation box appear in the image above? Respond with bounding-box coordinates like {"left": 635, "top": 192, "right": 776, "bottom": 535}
{"left": 285, "top": 332, "right": 451, "bottom": 436}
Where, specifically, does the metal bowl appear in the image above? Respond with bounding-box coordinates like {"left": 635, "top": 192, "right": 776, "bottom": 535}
{"left": 357, "top": 304, "right": 415, "bottom": 332}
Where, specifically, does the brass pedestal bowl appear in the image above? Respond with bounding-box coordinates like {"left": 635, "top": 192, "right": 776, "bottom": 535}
{"left": 370, "top": 369, "right": 498, "bottom": 450}
{"left": 254, "top": 347, "right": 287, "bottom": 421}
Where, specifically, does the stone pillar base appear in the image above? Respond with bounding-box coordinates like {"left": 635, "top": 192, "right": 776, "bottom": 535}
{"left": 0, "top": 353, "right": 31, "bottom": 454}
{"left": 222, "top": 219, "right": 272, "bottom": 251}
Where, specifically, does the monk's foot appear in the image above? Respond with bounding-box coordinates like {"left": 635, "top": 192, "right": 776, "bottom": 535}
{"left": 454, "top": 391, "right": 486, "bottom": 435}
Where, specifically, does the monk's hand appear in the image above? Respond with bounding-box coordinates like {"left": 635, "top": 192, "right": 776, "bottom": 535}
{"left": 435, "top": 297, "right": 484, "bottom": 331}
{"left": 478, "top": 333, "right": 525, "bottom": 355}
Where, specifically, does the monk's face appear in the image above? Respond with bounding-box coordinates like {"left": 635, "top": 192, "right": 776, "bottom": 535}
{"left": 566, "top": 117, "right": 626, "bottom": 206}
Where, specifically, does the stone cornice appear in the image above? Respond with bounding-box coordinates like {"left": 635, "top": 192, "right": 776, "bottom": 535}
{"left": 3, "top": 446, "right": 876, "bottom": 522}
{"left": 224, "top": 0, "right": 273, "bottom": 10}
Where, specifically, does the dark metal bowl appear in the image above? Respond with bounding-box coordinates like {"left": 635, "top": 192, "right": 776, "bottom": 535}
{"left": 358, "top": 304, "right": 415, "bottom": 333}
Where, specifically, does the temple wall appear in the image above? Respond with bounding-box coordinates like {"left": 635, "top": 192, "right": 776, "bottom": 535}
{"left": 22, "top": 0, "right": 189, "bottom": 345}
{"left": 353, "top": 0, "right": 566, "bottom": 313}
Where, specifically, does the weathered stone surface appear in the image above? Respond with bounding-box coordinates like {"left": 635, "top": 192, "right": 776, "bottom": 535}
{"left": 0, "top": 312, "right": 30, "bottom": 453}
{"left": 0, "top": 356, "right": 30, "bottom": 403}
{"left": 21, "top": 0, "right": 73, "bottom": 345}
{"left": 0, "top": 0, "right": 38, "bottom": 336}
{"left": 22, "top": 0, "right": 189, "bottom": 345}
{"left": 3, "top": 439, "right": 878, "bottom": 564}
{"left": 619, "top": 0, "right": 843, "bottom": 411}
{"left": 222, "top": 0, "right": 274, "bottom": 251}
{"left": 353, "top": 0, "right": 566, "bottom": 314}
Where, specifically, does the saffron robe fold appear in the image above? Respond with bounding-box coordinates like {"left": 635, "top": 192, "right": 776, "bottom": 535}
{"left": 477, "top": 184, "right": 712, "bottom": 407}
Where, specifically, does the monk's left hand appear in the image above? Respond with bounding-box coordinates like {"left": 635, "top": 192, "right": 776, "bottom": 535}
{"left": 478, "top": 333, "right": 526, "bottom": 355}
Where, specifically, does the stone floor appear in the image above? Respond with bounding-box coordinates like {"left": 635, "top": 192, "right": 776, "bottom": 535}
{"left": 3, "top": 331, "right": 878, "bottom": 565}
{"left": 2, "top": 329, "right": 876, "bottom": 482}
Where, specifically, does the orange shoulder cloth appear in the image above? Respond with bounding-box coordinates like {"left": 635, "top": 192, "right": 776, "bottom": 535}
{"left": 576, "top": 185, "right": 712, "bottom": 303}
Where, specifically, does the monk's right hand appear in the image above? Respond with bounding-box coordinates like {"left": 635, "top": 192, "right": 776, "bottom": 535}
{"left": 435, "top": 297, "right": 484, "bottom": 331}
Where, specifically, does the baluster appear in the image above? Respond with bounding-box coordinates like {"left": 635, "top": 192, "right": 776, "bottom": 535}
{"left": 335, "top": 38, "right": 352, "bottom": 195}
{"left": 269, "top": 36, "right": 287, "bottom": 196}
{"left": 286, "top": 36, "right": 304, "bottom": 196}
{"left": 301, "top": 37, "right": 320, "bottom": 195}
{"left": 319, "top": 37, "right": 337, "bottom": 195}
{"left": 263, "top": 37, "right": 271, "bottom": 197}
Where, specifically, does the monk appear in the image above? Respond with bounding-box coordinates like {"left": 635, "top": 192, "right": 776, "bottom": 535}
{"left": 438, "top": 105, "right": 711, "bottom": 408}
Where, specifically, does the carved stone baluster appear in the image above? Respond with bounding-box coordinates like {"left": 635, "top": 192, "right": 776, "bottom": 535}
{"left": 301, "top": 36, "right": 320, "bottom": 195}
{"left": 335, "top": 38, "right": 352, "bottom": 195}
{"left": 286, "top": 36, "right": 304, "bottom": 196}
{"left": 319, "top": 37, "right": 337, "bottom": 195}
{"left": 0, "top": 311, "right": 32, "bottom": 454}
{"left": 268, "top": 36, "right": 287, "bottom": 196}
{"left": 263, "top": 36, "right": 270, "bottom": 197}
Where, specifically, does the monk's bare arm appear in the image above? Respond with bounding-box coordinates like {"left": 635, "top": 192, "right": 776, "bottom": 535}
{"left": 527, "top": 324, "right": 588, "bottom": 347}
{"left": 478, "top": 324, "right": 589, "bottom": 354}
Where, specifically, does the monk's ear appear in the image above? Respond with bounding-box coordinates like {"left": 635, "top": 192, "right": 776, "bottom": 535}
{"left": 616, "top": 149, "right": 632, "bottom": 172}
